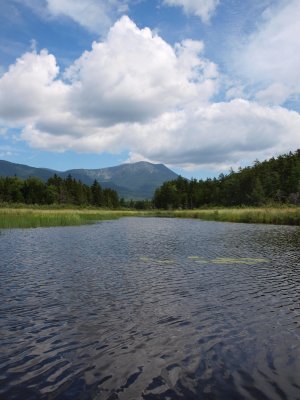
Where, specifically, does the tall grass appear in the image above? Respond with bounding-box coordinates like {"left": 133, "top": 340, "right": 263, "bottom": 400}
{"left": 156, "top": 208, "right": 300, "bottom": 225}
{"left": 0, "top": 207, "right": 299, "bottom": 229}
{"left": 0, "top": 208, "right": 149, "bottom": 229}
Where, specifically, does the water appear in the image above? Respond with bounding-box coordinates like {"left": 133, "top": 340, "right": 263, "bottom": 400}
{"left": 0, "top": 218, "right": 299, "bottom": 400}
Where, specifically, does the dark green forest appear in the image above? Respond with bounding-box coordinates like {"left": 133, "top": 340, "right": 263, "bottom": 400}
{"left": 0, "top": 174, "right": 120, "bottom": 208}
{"left": 154, "top": 150, "right": 300, "bottom": 209}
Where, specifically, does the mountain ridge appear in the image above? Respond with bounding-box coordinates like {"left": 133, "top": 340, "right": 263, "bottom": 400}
{"left": 0, "top": 160, "right": 178, "bottom": 199}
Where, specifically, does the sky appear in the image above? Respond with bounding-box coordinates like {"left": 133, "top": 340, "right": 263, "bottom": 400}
{"left": 0, "top": 0, "right": 300, "bottom": 179}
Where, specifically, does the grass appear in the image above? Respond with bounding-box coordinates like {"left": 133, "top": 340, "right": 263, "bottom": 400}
{"left": 0, "top": 208, "right": 151, "bottom": 229}
{"left": 155, "top": 207, "right": 300, "bottom": 225}
{"left": 0, "top": 206, "right": 300, "bottom": 229}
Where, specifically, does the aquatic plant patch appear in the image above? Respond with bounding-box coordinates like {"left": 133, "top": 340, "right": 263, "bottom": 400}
{"left": 139, "top": 256, "right": 270, "bottom": 266}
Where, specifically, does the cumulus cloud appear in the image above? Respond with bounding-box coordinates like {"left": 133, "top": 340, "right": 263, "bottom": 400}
{"left": 20, "top": 99, "right": 300, "bottom": 169}
{"left": 121, "top": 100, "right": 300, "bottom": 168}
{"left": 0, "top": 16, "right": 300, "bottom": 169}
{"left": 64, "top": 18, "right": 218, "bottom": 124}
{"left": 163, "top": 0, "right": 219, "bottom": 23}
{"left": 0, "top": 49, "right": 68, "bottom": 122}
{"left": 235, "top": 0, "right": 300, "bottom": 106}
{"left": 46, "top": 0, "right": 128, "bottom": 34}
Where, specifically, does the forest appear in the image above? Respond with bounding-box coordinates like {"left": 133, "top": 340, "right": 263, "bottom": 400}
{"left": 1, "top": 150, "right": 300, "bottom": 209}
{"left": 0, "top": 174, "right": 120, "bottom": 208}
{"left": 154, "top": 150, "right": 300, "bottom": 209}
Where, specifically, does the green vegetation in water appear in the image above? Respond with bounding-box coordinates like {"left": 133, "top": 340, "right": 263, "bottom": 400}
{"left": 202, "top": 257, "right": 269, "bottom": 265}
{"left": 139, "top": 257, "right": 174, "bottom": 265}
{"left": 140, "top": 256, "right": 269, "bottom": 266}
{"left": 187, "top": 256, "right": 205, "bottom": 260}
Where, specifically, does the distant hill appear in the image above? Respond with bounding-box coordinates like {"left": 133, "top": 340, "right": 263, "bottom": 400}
{"left": 0, "top": 160, "right": 178, "bottom": 199}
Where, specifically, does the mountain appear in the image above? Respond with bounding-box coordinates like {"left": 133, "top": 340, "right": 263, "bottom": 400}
{"left": 0, "top": 160, "right": 178, "bottom": 199}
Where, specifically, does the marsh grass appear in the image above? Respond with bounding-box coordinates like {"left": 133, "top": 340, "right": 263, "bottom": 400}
{"left": 0, "top": 208, "right": 149, "bottom": 229}
{"left": 154, "top": 207, "right": 300, "bottom": 225}
{"left": 0, "top": 206, "right": 300, "bottom": 229}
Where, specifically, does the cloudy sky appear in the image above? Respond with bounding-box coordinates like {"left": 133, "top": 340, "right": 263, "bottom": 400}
{"left": 0, "top": 0, "right": 300, "bottom": 178}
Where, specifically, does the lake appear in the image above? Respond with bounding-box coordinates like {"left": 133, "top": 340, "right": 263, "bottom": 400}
{"left": 0, "top": 218, "right": 299, "bottom": 400}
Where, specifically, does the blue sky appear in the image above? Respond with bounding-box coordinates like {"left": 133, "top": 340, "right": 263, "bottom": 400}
{"left": 0, "top": 0, "right": 300, "bottom": 178}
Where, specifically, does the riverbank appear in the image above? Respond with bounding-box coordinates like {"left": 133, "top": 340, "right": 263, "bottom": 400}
{"left": 156, "top": 208, "right": 300, "bottom": 225}
{"left": 1, "top": 206, "right": 300, "bottom": 228}
{"left": 0, "top": 208, "right": 149, "bottom": 229}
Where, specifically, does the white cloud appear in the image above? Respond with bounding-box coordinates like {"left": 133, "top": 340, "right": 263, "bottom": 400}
{"left": 0, "top": 16, "right": 300, "bottom": 170}
{"left": 20, "top": 99, "right": 300, "bottom": 168}
{"left": 164, "top": 100, "right": 300, "bottom": 166}
{"left": 118, "top": 99, "right": 300, "bottom": 168}
{"left": 255, "top": 83, "right": 291, "bottom": 106}
{"left": 11, "top": 0, "right": 128, "bottom": 34}
{"left": 163, "top": 0, "right": 219, "bottom": 23}
{"left": 64, "top": 17, "right": 218, "bottom": 124}
{"left": 0, "top": 49, "right": 68, "bottom": 122}
{"left": 235, "top": 0, "right": 300, "bottom": 106}
{"left": 46, "top": 0, "right": 127, "bottom": 34}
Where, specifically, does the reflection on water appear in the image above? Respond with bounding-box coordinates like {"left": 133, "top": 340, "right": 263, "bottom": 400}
{"left": 0, "top": 218, "right": 299, "bottom": 400}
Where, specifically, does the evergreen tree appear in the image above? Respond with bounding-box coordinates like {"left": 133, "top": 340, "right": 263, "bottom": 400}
{"left": 153, "top": 149, "right": 300, "bottom": 209}
{"left": 91, "top": 180, "right": 103, "bottom": 206}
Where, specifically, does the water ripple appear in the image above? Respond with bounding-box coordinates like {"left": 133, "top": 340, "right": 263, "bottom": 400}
{"left": 0, "top": 218, "right": 299, "bottom": 399}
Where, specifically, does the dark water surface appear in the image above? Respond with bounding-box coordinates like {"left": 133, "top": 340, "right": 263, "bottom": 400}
{"left": 0, "top": 218, "right": 299, "bottom": 400}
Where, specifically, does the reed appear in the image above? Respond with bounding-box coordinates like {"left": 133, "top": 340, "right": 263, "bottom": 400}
{"left": 0, "top": 208, "right": 150, "bottom": 229}
{"left": 156, "top": 208, "right": 300, "bottom": 225}
{"left": 0, "top": 207, "right": 299, "bottom": 229}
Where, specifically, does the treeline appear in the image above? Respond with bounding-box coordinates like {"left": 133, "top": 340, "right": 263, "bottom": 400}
{"left": 2, "top": 150, "right": 300, "bottom": 209}
{"left": 154, "top": 150, "right": 300, "bottom": 209}
{"left": 0, "top": 174, "right": 120, "bottom": 208}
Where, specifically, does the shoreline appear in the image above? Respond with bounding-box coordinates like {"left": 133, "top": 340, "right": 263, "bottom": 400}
{"left": 1, "top": 206, "right": 300, "bottom": 228}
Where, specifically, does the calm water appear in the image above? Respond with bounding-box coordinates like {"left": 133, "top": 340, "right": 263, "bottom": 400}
{"left": 0, "top": 218, "right": 299, "bottom": 400}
